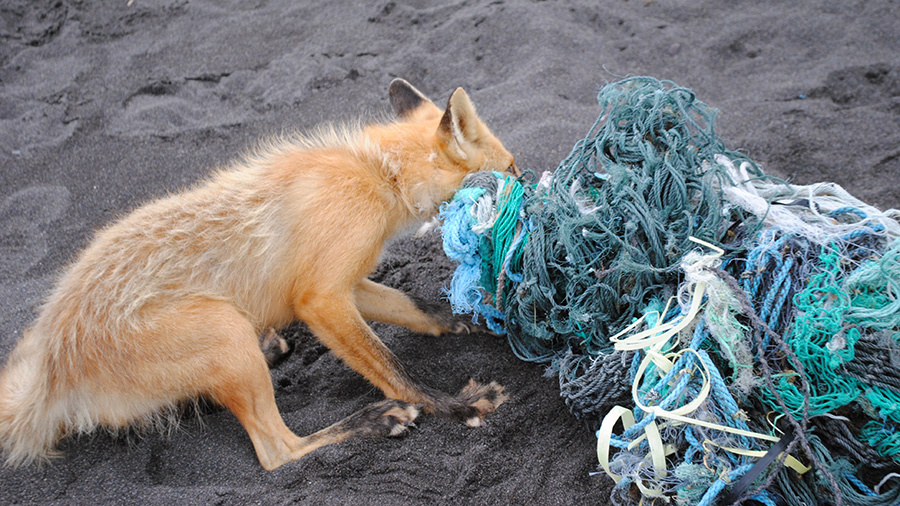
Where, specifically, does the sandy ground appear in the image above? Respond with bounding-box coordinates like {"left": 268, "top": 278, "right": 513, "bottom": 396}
{"left": 1, "top": 0, "right": 898, "bottom": 504}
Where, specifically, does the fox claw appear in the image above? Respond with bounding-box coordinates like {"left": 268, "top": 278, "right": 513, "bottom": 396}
{"left": 452, "top": 322, "right": 472, "bottom": 335}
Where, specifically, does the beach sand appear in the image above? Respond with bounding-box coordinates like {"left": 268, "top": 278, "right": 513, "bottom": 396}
{"left": 1, "top": 0, "right": 898, "bottom": 503}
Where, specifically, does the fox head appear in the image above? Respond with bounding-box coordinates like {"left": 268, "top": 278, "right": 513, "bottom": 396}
{"left": 388, "top": 79, "right": 519, "bottom": 180}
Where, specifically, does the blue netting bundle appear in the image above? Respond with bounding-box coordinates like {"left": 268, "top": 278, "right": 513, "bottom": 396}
{"left": 439, "top": 77, "right": 900, "bottom": 505}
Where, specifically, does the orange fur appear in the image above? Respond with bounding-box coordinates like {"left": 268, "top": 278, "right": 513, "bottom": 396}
{"left": 0, "top": 80, "right": 513, "bottom": 470}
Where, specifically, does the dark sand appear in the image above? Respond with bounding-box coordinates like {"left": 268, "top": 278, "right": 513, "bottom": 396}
{"left": 1, "top": 1, "right": 898, "bottom": 504}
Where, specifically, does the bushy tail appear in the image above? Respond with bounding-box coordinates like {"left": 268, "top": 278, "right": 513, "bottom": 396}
{"left": 0, "top": 334, "right": 63, "bottom": 467}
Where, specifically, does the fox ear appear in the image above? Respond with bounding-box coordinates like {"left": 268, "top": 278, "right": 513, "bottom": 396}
{"left": 389, "top": 78, "right": 432, "bottom": 119}
{"left": 438, "top": 87, "right": 480, "bottom": 160}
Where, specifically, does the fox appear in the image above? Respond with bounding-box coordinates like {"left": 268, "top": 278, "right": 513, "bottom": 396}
{"left": 0, "top": 79, "right": 515, "bottom": 471}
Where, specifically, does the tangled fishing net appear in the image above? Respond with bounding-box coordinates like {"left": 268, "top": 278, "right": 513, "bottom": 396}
{"left": 439, "top": 77, "right": 900, "bottom": 505}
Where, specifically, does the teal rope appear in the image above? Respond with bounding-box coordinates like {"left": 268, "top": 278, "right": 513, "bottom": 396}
{"left": 439, "top": 77, "right": 900, "bottom": 505}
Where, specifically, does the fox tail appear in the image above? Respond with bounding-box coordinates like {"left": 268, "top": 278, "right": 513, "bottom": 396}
{"left": 0, "top": 332, "right": 63, "bottom": 467}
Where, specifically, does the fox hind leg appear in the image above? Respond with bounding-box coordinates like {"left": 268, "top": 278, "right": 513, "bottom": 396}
{"left": 142, "top": 298, "right": 415, "bottom": 470}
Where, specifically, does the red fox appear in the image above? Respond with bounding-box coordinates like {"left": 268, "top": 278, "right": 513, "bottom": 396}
{"left": 0, "top": 79, "right": 514, "bottom": 470}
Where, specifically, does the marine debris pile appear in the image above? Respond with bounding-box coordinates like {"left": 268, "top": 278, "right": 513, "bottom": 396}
{"left": 440, "top": 77, "right": 900, "bottom": 505}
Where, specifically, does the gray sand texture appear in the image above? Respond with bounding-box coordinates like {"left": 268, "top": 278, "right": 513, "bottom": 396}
{"left": 2, "top": 0, "right": 899, "bottom": 504}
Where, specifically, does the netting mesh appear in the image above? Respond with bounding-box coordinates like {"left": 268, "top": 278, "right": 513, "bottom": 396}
{"left": 439, "top": 77, "right": 900, "bottom": 505}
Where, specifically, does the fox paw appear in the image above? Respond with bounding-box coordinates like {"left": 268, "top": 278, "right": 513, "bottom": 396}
{"left": 459, "top": 379, "right": 508, "bottom": 427}
{"left": 420, "top": 314, "right": 472, "bottom": 337}
{"left": 410, "top": 296, "right": 475, "bottom": 336}
{"left": 260, "top": 328, "right": 293, "bottom": 367}
{"left": 345, "top": 399, "right": 420, "bottom": 438}
{"left": 440, "top": 319, "right": 503, "bottom": 337}
{"left": 443, "top": 379, "right": 508, "bottom": 427}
